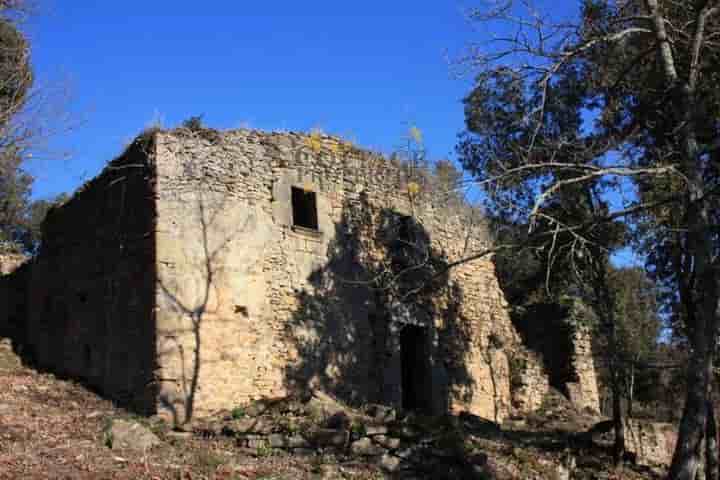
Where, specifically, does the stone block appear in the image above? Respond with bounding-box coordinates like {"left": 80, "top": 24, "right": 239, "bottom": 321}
{"left": 350, "top": 437, "right": 386, "bottom": 456}
{"left": 308, "top": 428, "right": 349, "bottom": 448}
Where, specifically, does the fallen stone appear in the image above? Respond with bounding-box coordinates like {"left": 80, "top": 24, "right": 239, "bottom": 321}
{"left": 292, "top": 448, "right": 315, "bottom": 456}
{"left": 364, "top": 425, "right": 388, "bottom": 436}
{"left": 317, "top": 464, "right": 341, "bottom": 479}
{"left": 324, "top": 411, "right": 351, "bottom": 429}
{"left": 166, "top": 430, "right": 192, "bottom": 440}
{"left": 222, "top": 417, "right": 274, "bottom": 435}
{"left": 243, "top": 399, "right": 271, "bottom": 417}
{"left": 308, "top": 428, "right": 349, "bottom": 448}
{"left": 266, "top": 433, "right": 310, "bottom": 448}
{"left": 306, "top": 391, "right": 348, "bottom": 419}
{"left": 374, "top": 435, "right": 401, "bottom": 449}
{"left": 350, "top": 437, "right": 386, "bottom": 456}
{"left": 379, "top": 453, "right": 402, "bottom": 472}
{"left": 554, "top": 463, "right": 570, "bottom": 480}
{"left": 365, "top": 404, "right": 396, "bottom": 423}
{"left": 243, "top": 435, "right": 268, "bottom": 449}
{"left": 106, "top": 419, "right": 161, "bottom": 452}
{"left": 267, "top": 433, "right": 286, "bottom": 448}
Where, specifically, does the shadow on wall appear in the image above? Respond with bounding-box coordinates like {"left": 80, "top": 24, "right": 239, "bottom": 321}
{"left": 155, "top": 186, "right": 250, "bottom": 425}
{"left": 282, "top": 192, "right": 478, "bottom": 414}
{"left": 511, "top": 302, "right": 576, "bottom": 396}
{"left": 1, "top": 135, "right": 158, "bottom": 415}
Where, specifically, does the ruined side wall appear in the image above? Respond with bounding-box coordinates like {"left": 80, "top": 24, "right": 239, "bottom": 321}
{"left": 0, "top": 253, "right": 27, "bottom": 275}
{"left": 511, "top": 302, "right": 600, "bottom": 413}
{"left": 153, "top": 129, "right": 522, "bottom": 422}
{"left": 0, "top": 254, "right": 29, "bottom": 340}
{"left": 25, "top": 138, "right": 157, "bottom": 413}
{"left": 565, "top": 328, "right": 600, "bottom": 412}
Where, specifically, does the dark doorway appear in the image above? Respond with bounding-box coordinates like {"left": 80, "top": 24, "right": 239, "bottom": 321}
{"left": 400, "top": 325, "right": 430, "bottom": 411}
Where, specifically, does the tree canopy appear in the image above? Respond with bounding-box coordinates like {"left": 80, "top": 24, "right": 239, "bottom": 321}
{"left": 458, "top": 1, "right": 720, "bottom": 477}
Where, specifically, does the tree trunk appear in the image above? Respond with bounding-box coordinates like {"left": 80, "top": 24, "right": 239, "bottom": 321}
{"left": 628, "top": 360, "right": 636, "bottom": 419}
{"left": 706, "top": 399, "right": 718, "bottom": 480}
{"left": 666, "top": 184, "right": 720, "bottom": 479}
{"left": 610, "top": 359, "right": 625, "bottom": 465}
{"left": 602, "top": 276, "right": 625, "bottom": 465}
{"left": 591, "top": 252, "right": 626, "bottom": 466}
{"left": 668, "top": 337, "right": 713, "bottom": 480}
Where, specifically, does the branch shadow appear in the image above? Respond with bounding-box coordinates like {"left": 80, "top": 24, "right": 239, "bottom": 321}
{"left": 281, "top": 192, "right": 477, "bottom": 414}
{"left": 155, "top": 178, "right": 250, "bottom": 426}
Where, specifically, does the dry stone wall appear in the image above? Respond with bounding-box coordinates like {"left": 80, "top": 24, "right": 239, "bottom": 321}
{"left": 565, "top": 328, "right": 600, "bottom": 412}
{"left": 0, "top": 254, "right": 29, "bottom": 340}
{"left": 23, "top": 138, "right": 158, "bottom": 413}
{"left": 0, "top": 253, "right": 26, "bottom": 275}
{"left": 4, "top": 126, "right": 601, "bottom": 424}
{"left": 510, "top": 302, "right": 600, "bottom": 413}
{"left": 625, "top": 420, "right": 676, "bottom": 468}
{"left": 152, "top": 128, "right": 524, "bottom": 423}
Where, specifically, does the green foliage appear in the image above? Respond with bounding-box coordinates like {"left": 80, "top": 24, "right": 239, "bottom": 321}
{"left": 194, "top": 448, "right": 225, "bottom": 473}
{"left": 230, "top": 406, "right": 246, "bottom": 419}
{"left": 609, "top": 267, "right": 661, "bottom": 362}
{"left": 102, "top": 418, "right": 114, "bottom": 449}
{"left": 349, "top": 420, "right": 366, "bottom": 438}
{"left": 0, "top": 192, "right": 68, "bottom": 254}
{"left": 0, "top": 4, "right": 67, "bottom": 255}
{"left": 254, "top": 441, "right": 273, "bottom": 458}
{"left": 0, "top": 16, "right": 31, "bottom": 123}
{"left": 178, "top": 114, "right": 222, "bottom": 143}
{"left": 181, "top": 115, "right": 205, "bottom": 132}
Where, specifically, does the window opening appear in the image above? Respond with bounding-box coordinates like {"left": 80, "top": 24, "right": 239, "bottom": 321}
{"left": 291, "top": 187, "right": 319, "bottom": 230}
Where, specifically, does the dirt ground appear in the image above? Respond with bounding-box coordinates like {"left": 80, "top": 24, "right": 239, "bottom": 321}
{"left": 0, "top": 337, "right": 666, "bottom": 479}
{"left": 0, "top": 339, "right": 387, "bottom": 480}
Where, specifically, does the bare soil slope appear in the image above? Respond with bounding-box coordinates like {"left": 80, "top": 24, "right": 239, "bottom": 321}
{"left": 0, "top": 338, "right": 662, "bottom": 479}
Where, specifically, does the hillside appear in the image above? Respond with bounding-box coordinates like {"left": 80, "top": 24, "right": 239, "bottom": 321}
{"left": 0, "top": 338, "right": 670, "bottom": 479}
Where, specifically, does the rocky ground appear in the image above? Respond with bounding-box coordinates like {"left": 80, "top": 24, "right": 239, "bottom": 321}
{"left": 0, "top": 338, "right": 666, "bottom": 479}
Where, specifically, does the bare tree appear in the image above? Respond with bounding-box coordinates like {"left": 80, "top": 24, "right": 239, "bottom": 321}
{"left": 457, "top": 1, "right": 720, "bottom": 478}
{"left": 0, "top": 1, "right": 73, "bottom": 252}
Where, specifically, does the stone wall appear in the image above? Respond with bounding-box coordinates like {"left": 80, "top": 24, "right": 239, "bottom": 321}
{"left": 6, "top": 126, "right": 600, "bottom": 424}
{"left": 152, "top": 128, "right": 524, "bottom": 423}
{"left": 0, "top": 254, "right": 29, "bottom": 340}
{"left": 510, "top": 302, "right": 600, "bottom": 413}
{"left": 0, "top": 253, "right": 27, "bottom": 275}
{"left": 508, "top": 347, "right": 550, "bottom": 412}
{"left": 23, "top": 136, "right": 158, "bottom": 413}
{"left": 565, "top": 327, "right": 600, "bottom": 412}
{"left": 625, "top": 420, "right": 676, "bottom": 469}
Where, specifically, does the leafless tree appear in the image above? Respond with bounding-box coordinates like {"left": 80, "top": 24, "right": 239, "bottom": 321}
{"left": 0, "top": 1, "right": 73, "bottom": 251}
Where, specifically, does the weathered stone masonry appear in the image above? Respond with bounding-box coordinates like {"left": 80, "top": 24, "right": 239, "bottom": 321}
{"left": 10, "top": 140, "right": 157, "bottom": 412}
{"left": 1, "top": 127, "right": 600, "bottom": 424}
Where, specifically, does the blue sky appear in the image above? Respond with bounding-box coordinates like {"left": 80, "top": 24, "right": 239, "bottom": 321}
{"left": 19, "top": 1, "right": 643, "bottom": 268}
{"left": 22, "top": 1, "right": 494, "bottom": 199}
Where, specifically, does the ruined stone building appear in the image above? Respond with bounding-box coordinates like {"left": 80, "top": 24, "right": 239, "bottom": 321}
{"left": 0, "top": 128, "right": 600, "bottom": 424}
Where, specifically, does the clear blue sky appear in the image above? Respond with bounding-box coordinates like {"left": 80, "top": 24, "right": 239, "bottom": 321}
{"left": 21, "top": 1, "right": 641, "bottom": 267}
{"left": 22, "top": 1, "right": 495, "bottom": 199}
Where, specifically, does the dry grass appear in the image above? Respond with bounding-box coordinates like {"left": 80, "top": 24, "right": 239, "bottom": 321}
{"left": 0, "top": 338, "right": 381, "bottom": 479}
{"left": 0, "top": 337, "right": 665, "bottom": 479}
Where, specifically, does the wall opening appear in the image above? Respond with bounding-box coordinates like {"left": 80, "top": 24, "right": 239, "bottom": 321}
{"left": 400, "top": 324, "right": 430, "bottom": 411}
{"left": 291, "top": 186, "right": 319, "bottom": 230}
